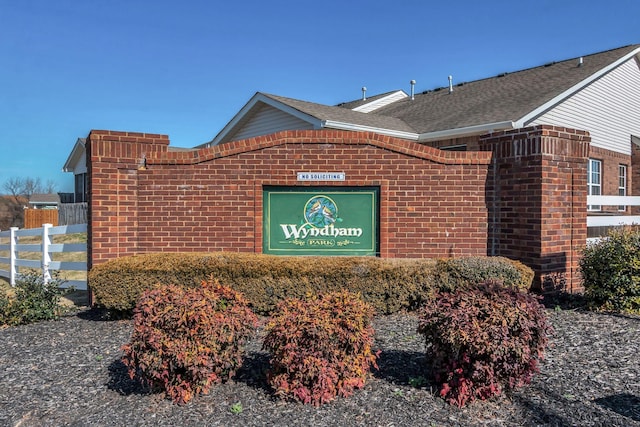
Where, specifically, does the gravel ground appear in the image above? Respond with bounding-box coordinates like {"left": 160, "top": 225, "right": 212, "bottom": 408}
{"left": 1, "top": 303, "right": 639, "bottom": 427}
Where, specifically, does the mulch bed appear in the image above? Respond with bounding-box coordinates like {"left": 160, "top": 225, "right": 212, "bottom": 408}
{"left": 1, "top": 301, "right": 639, "bottom": 427}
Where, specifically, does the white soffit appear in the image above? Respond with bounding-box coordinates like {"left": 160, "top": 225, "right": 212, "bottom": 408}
{"left": 417, "top": 121, "right": 515, "bottom": 142}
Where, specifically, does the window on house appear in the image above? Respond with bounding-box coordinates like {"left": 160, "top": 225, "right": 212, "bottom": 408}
{"left": 587, "top": 159, "right": 601, "bottom": 211}
{"left": 619, "top": 164, "right": 627, "bottom": 211}
{"left": 74, "top": 173, "right": 87, "bottom": 203}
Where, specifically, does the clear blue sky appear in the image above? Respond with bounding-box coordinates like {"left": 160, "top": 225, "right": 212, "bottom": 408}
{"left": 1, "top": 0, "right": 638, "bottom": 193}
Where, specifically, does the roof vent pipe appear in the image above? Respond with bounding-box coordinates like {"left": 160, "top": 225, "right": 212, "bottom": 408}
{"left": 361, "top": 86, "right": 367, "bottom": 101}
{"left": 448, "top": 75, "right": 453, "bottom": 93}
{"left": 410, "top": 80, "right": 416, "bottom": 100}
{"left": 578, "top": 56, "right": 584, "bottom": 67}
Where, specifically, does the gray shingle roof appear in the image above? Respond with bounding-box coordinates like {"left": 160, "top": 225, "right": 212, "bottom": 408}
{"left": 29, "top": 193, "right": 60, "bottom": 205}
{"left": 262, "top": 93, "right": 418, "bottom": 133}
{"left": 375, "top": 45, "right": 640, "bottom": 133}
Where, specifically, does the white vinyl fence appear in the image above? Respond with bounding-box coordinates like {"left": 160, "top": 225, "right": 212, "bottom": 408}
{"left": 0, "top": 223, "right": 87, "bottom": 290}
{"left": 587, "top": 195, "right": 640, "bottom": 244}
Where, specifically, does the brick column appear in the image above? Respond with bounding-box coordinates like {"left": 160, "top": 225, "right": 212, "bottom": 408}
{"left": 86, "top": 130, "right": 170, "bottom": 269}
{"left": 480, "top": 125, "right": 590, "bottom": 292}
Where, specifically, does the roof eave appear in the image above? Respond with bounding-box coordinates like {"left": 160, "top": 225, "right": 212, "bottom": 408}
{"left": 62, "top": 138, "right": 86, "bottom": 172}
{"left": 322, "top": 120, "right": 419, "bottom": 140}
{"left": 515, "top": 46, "right": 640, "bottom": 127}
{"left": 417, "top": 121, "right": 515, "bottom": 142}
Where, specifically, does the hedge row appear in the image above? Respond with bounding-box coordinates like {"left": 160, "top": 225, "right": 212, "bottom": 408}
{"left": 88, "top": 253, "right": 533, "bottom": 316}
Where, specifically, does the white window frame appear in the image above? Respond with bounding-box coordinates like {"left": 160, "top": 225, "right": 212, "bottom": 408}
{"left": 618, "top": 164, "right": 627, "bottom": 211}
{"left": 588, "top": 159, "right": 601, "bottom": 211}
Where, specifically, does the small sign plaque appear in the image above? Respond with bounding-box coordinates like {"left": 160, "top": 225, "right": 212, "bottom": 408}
{"left": 297, "top": 172, "right": 345, "bottom": 181}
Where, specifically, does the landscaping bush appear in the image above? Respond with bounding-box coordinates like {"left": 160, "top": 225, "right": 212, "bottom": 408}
{"left": 262, "top": 291, "right": 379, "bottom": 406}
{"left": 89, "top": 252, "right": 533, "bottom": 317}
{"left": 579, "top": 226, "right": 640, "bottom": 314}
{"left": 417, "top": 280, "right": 552, "bottom": 407}
{"left": 433, "top": 256, "right": 533, "bottom": 292}
{"left": 121, "top": 277, "right": 258, "bottom": 405}
{"left": 88, "top": 253, "right": 437, "bottom": 315}
{"left": 0, "top": 272, "right": 70, "bottom": 326}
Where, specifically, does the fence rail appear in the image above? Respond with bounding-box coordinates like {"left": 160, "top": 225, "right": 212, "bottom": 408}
{"left": 0, "top": 223, "right": 87, "bottom": 290}
{"left": 587, "top": 195, "right": 640, "bottom": 243}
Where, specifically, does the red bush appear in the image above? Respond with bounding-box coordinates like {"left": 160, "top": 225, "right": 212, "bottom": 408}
{"left": 262, "top": 291, "right": 379, "bottom": 406}
{"left": 417, "top": 281, "right": 552, "bottom": 407}
{"left": 121, "top": 278, "right": 258, "bottom": 404}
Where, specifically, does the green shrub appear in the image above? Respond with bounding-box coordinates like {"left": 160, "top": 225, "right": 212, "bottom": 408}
{"left": 89, "top": 252, "right": 533, "bottom": 316}
{"left": 417, "top": 281, "right": 552, "bottom": 407}
{"left": 433, "top": 256, "right": 533, "bottom": 292}
{"left": 89, "top": 253, "right": 438, "bottom": 315}
{"left": 579, "top": 226, "right": 640, "bottom": 314}
{"left": 0, "top": 291, "right": 10, "bottom": 325}
{"left": 262, "top": 291, "right": 379, "bottom": 406}
{"left": 89, "top": 253, "right": 533, "bottom": 317}
{"left": 0, "top": 272, "right": 69, "bottom": 326}
{"left": 121, "top": 277, "right": 258, "bottom": 405}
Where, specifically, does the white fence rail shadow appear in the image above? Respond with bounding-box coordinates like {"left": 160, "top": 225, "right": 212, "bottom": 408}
{"left": 0, "top": 223, "right": 87, "bottom": 290}
{"left": 587, "top": 195, "right": 640, "bottom": 244}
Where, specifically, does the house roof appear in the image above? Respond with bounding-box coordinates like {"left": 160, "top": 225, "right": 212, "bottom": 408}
{"left": 63, "top": 138, "right": 86, "bottom": 172}
{"left": 205, "top": 44, "right": 640, "bottom": 146}
{"left": 263, "top": 93, "right": 418, "bottom": 133}
{"left": 373, "top": 44, "right": 640, "bottom": 137}
{"left": 29, "top": 193, "right": 60, "bottom": 205}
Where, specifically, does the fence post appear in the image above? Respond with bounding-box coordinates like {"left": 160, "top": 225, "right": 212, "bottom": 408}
{"left": 9, "top": 227, "right": 18, "bottom": 286}
{"left": 42, "top": 223, "right": 52, "bottom": 284}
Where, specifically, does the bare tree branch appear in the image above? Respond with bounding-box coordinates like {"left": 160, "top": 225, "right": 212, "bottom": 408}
{"left": 1, "top": 177, "right": 58, "bottom": 229}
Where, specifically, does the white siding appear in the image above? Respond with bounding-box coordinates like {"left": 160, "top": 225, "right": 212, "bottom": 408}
{"left": 72, "top": 149, "right": 87, "bottom": 174}
{"left": 530, "top": 58, "right": 640, "bottom": 155}
{"left": 228, "top": 104, "right": 313, "bottom": 142}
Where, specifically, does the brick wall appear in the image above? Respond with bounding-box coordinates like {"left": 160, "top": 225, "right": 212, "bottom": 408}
{"left": 479, "top": 126, "right": 589, "bottom": 292}
{"left": 86, "top": 130, "right": 170, "bottom": 268}
{"left": 86, "top": 129, "right": 493, "bottom": 266}
{"left": 86, "top": 126, "right": 590, "bottom": 292}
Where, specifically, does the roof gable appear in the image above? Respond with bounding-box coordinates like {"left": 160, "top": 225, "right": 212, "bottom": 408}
{"left": 225, "top": 103, "right": 313, "bottom": 142}
{"left": 529, "top": 56, "right": 640, "bottom": 155}
{"left": 203, "top": 93, "right": 324, "bottom": 147}
{"left": 204, "top": 92, "right": 418, "bottom": 147}
{"left": 63, "top": 138, "right": 86, "bottom": 173}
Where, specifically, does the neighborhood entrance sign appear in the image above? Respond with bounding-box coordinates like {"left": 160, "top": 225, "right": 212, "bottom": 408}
{"left": 263, "top": 187, "right": 379, "bottom": 256}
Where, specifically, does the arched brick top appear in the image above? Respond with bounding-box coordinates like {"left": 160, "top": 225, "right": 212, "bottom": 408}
{"left": 146, "top": 130, "right": 492, "bottom": 166}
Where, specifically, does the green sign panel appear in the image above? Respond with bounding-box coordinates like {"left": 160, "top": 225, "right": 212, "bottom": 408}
{"left": 263, "top": 187, "right": 379, "bottom": 256}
